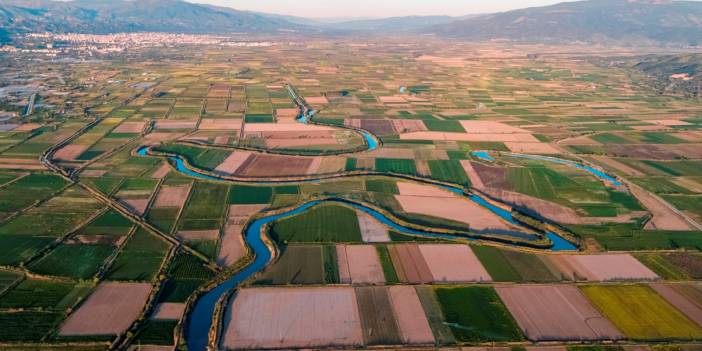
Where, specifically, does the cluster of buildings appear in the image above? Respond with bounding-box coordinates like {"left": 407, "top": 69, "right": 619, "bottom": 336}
{"left": 1, "top": 33, "right": 277, "bottom": 57}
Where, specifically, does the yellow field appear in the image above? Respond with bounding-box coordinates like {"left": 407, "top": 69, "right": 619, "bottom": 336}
{"left": 581, "top": 285, "right": 702, "bottom": 340}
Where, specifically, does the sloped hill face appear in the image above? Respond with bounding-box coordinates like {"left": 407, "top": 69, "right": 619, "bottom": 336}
{"left": 430, "top": 0, "right": 702, "bottom": 45}
{"left": 0, "top": 0, "right": 303, "bottom": 35}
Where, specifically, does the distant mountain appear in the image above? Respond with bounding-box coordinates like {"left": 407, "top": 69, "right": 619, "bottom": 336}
{"left": 0, "top": 0, "right": 304, "bottom": 37}
{"left": 429, "top": 0, "right": 702, "bottom": 46}
{"left": 632, "top": 54, "right": 702, "bottom": 96}
{"left": 326, "top": 16, "right": 458, "bottom": 33}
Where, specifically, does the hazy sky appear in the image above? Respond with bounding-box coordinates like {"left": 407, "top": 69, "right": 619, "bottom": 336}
{"left": 187, "top": 0, "right": 569, "bottom": 18}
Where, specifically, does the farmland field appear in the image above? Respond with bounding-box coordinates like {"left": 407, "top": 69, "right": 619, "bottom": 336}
{"left": 581, "top": 285, "right": 702, "bottom": 340}
{"left": 434, "top": 286, "right": 523, "bottom": 342}
{"left": 270, "top": 203, "right": 362, "bottom": 243}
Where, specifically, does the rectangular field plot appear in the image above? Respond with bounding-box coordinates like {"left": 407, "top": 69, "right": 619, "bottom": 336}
{"left": 355, "top": 286, "right": 402, "bottom": 345}
{"left": 106, "top": 229, "right": 171, "bottom": 281}
{"left": 581, "top": 285, "right": 702, "bottom": 340}
{"left": 434, "top": 286, "right": 523, "bottom": 342}
{"left": 269, "top": 203, "right": 362, "bottom": 243}
{"left": 556, "top": 254, "right": 659, "bottom": 281}
{"left": 28, "top": 243, "right": 114, "bottom": 279}
{"left": 220, "top": 287, "right": 363, "bottom": 350}
{"left": 0, "top": 173, "right": 67, "bottom": 214}
{"left": 0, "top": 311, "right": 64, "bottom": 342}
{"left": 178, "top": 182, "right": 228, "bottom": 231}
{"left": 256, "top": 246, "right": 324, "bottom": 285}
{"left": 650, "top": 283, "right": 702, "bottom": 328}
{"left": 158, "top": 253, "right": 215, "bottom": 303}
{"left": 60, "top": 282, "right": 152, "bottom": 336}
{"left": 496, "top": 285, "right": 623, "bottom": 341}
{"left": 387, "top": 286, "right": 435, "bottom": 345}
{"left": 418, "top": 244, "right": 492, "bottom": 283}
{"left": 337, "top": 244, "right": 385, "bottom": 284}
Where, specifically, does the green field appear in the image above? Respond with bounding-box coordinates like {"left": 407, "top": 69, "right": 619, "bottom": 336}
{"left": 434, "top": 286, "right": 523, "bottom": 342}
{"left": 228, "top": 185, "right": 273, "bottom": 204}
{"left": 28, "top": 244, "right": 114, "bottom": 279}
{"left": 633, "top": 253, "right": 691, "bottom": 280}
{"left": 0, "top": 279, "right": 77, "bottom": 309}
{"left": 581, "top": 285, "right": 702, "bottom": 340}
{"left": 159, "top": 252, "right": 215, "bottom": 303}
{"left": 179, "top": 182, "right": 228, "bottom": 230}
{"left": 256, "top": 245, "right": 324, "bottom": 285}
{"left": 269, "top": 203, "right": 362, "bottom": 243}
{"left": 428, "top": 160, "right": 471, "bottom": 186}
{"left": 106, "top": 229, "right": 171, "bottom": 281}
{"left": 375, "top": 158, "right": 418, "bottom": 175}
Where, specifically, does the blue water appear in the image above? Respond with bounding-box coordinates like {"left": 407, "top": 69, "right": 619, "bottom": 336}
{"left": 507, "top": 153, "right": 622, "bottom": 187}
{"left": 471, "top": 150, "right": 494, "bottom": 161}
{"left": 360, "top": 130, "right": 379, "bottom": 151}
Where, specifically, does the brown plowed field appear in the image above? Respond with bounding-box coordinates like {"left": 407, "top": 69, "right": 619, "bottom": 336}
{"left": 630, "top": 184, "right": 695, "bottom": 231}
{"left": 505, "top": 142, "right": 560, "bottom": 154}
{"left": 60, "top": 282, "right": 151, "bottom": 336}
{"left": 418, "top": 244, "right": 492, "bottom": 283}
{"left": 122, "top": 199, "right": 149, "bottom": 216}
{"left": 400, "top": 131, "right": 540, "bottom": 143}
{"left": 496, "top": 285, "right": 623, "bottom": 341}
{"left": 336, "top": 245, "right": 385, "bottom": 284}
{"left": 153, "top": 184, "right": 191, "bottom": 209}
{"left": 387, "top": 286, "right": 435, "bottom": 345}
{"left": 218, "top": 224, "right": 246, "bottom": 267}
{"left": 650, "top": 284, "right": 702, "bottom": 327}
{"left": 220, "top": 287, "right": 363, "bottom": 349}
{"left": 388, "top": 244, "right": 432, "bottom": 284}
{"left": 392, "top": 120, "right": 426, "bottom": 133}
{"left": 237, "top": 154, "right": 314, "bottom": 177}
{"left": 361, "top": 119, "right": 397, "bottom": 135}
{"left": 355, "top": 286, "right": 402, "bottom": 345}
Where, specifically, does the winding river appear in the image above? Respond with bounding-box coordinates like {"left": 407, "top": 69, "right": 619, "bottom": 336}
{"left": 135, "top": 93, "right": 597, "bottom": 351}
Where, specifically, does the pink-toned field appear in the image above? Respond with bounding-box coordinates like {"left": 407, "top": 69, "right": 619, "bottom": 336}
{"left": 113, "top": 121, "right": 146, "bottom": 133}
{"left": 214, "top": 151, "right": 253, "bottom": 175}
{"left": 305, "top": 96, "right": 329, "bottom": 105}
{"left": 54, "top": 144, "right": 88, "bottom": 161}
{"left": 496, "top": 285, "right": 623, "bottom": 341}
{"left": 176, "top": 230, "right": 219, "bottom": 240}
{"left": 153, "top": 184, "right": 191, "bottom": 209}
{"left": 150, "top": 302, "right": 186, "bottom": 320}
{"left": 417, "top": 244, "right": 491, "bottom": 283}
{"left": 649, "top": 284, "right": 702, "bottom": 327}
{"left": 561, "top": 254, "right": 659, "bottom": 281}
{"left": 394, "top": 182, "right": 515, "bottom": 232}
{"left": 460, "top": 160, "right": 485, "bottom": 189}
{"left": 220, "top": 287, "right": 363, "bottom": 350}
{"left": 504, "top": 142, "right": 560, "bottom": 154}
{"left": 217, "top": 204, "right": 266, "bottom": 266}
{"left": 198, "top": 118, "right": 242, "bottom": 130}
{"left": 154, "top": 120, "right": 198, "bottom": 130}
{"left": 60, "top": 282, "right": 151, "bottom": 336}
{"left": 275, "top": 108, "right": 300, "bottom": 118}
{"left": 357, "top": 211, "right": 390, "bottom": 242}
{"left": 387, "top": 286, "right": 435, "bottom": 345}
{"left": 379, "top": 96, "right": 407, "bottom": 104}
{"left": 336, "top": 245, "right": 385, "bottom": 284}
{"left": 122, "top": 198, "right": 149, "bottom": 215}
{"left": 150, "top": 163, "right": 171, "bottom": 178}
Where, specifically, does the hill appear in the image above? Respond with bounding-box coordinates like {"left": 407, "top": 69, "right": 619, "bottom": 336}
{"left": 0, "top": 0, "right": 303, "bottom": 36}
{"left": 429, "top": 0, "right": 702, "bottom": 46}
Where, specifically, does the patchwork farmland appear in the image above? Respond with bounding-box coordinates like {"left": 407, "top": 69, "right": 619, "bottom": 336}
{"left": 1, "top": 29, "right": 701, "bottom": 351}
